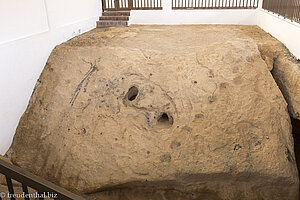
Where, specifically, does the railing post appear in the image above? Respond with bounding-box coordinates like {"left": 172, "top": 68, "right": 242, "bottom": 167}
{"left": 5, "top": 176, "right": 15, "bottom": 200}
{"left": 22, "top": 184, "right": 30, "bottom": 200}
{"left": 102, "top": 0, "right": 106, "bottom": 11}
{"left": 114, "top": 0, "right": 119, "bottom": 9}
{"left": 128, "top": 0, "right": 133, "bottom": 9}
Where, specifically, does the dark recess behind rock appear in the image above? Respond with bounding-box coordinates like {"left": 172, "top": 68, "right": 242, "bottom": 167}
{"left": 292, "top": 117, "right": 300, "bottom": 195}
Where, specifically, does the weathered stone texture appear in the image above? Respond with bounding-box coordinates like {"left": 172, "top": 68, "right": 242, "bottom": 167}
{"left": 7, "top": 25, "right": 299, "bottom": 199}
{"left": 240, "top": 27, "right": 300, "bottom": 120}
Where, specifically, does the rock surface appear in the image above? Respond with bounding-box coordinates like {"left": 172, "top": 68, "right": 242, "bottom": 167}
{"left": 239, "top": 27, "right": 300, "bottom": 120}
{"left": 272, "top": 56, "right": 300, "bottom": 119}
{"left": 8, "top": 25, "right": 299, "bottom": 199}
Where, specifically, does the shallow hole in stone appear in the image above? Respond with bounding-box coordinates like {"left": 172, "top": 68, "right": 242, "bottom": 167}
{"left": 127, "top": 86, "right": 138, "bottom": 101}
{"left": 157, "top": 113, "right": 173, "bottom": 129}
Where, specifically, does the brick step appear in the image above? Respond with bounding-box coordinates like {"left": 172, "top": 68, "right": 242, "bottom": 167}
{"left": 102, "top": 11, "right": 130, "bottom": 16}
{"left": 99, "top": 16, "right": 129, "bottom": 21}
{"left": 97, "top": 20, "right": 128, "bottom": 28}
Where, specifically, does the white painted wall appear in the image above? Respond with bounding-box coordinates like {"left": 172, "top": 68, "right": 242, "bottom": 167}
{"left": 129, "top": 9, "right": 257, "bottom": 25}
{"left": 256, "top": 9, "right": 300, "bottom": 59}
{"left": 0, "top": 0, "right": 49, "bottom": 44}
{"left": 129, "top": 0, "right": 259, "bottom": 25}
{"left": 0, "top": 0, "right": 102, "bottom": 155}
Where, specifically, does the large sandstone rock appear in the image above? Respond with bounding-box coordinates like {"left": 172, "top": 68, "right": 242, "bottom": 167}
{"left": 8, "top": 26, "right": 299, "bottom": 199}
{"left": 272, "top": 56, "right": 300, "bottom": 120}
{"left": 238, "top": 26, "right": 300, "bottom": 120}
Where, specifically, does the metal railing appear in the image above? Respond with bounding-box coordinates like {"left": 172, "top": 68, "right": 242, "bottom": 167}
{"left": 263, "top": 0, "right": 300, "bottom": 23}
{"left": 172, "top": 0, "right": 260, "bottom": 9}
{"left": 0, "top": 158, "right": 84, "bottom": 200}
{"left": 103, "top": 0, "right": 162, "bottom": 10}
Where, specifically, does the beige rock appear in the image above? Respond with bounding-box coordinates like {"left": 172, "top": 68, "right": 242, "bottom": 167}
{"left": 271, "top": 56, "right": 300, "bottom": 119}
{"left": 238, "top": 26, "right": 300, "bottom": 120}
{"left": 8, "top": 25, "right": 299, "bottom": 199}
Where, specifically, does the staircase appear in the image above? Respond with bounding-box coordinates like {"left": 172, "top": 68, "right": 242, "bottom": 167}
{"left": 97, "top": 11, "right": 130, "bottom": 28}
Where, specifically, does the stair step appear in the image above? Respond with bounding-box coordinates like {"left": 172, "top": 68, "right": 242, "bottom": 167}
{"left": 97, "top": 20, "right": 128, "bottom": 28}
{"left": 102, "top": 11, "right": 130, "bottom": 16}
{"left": 100, "top": 16, "right": 129, "bottom": 21}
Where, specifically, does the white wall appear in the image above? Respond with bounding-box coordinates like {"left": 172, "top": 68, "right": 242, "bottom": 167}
{"left": 256, "top": 9, "right": 300, "bottom": 59}
{"left": 0, "top": 0, "right": 102, "bottom": 155}
{"left": 0, "top": 0, "right": 49, "bottom": 44}
{"left": 130, "top": 9, "right": 257, "bottom": 25}
{"left": 129, "top": 0, "right": 258, "bottom": 25}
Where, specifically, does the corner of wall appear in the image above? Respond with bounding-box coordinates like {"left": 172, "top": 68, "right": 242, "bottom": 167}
{"left": 256, "top": 8, "right": 300, "bottom": 59}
